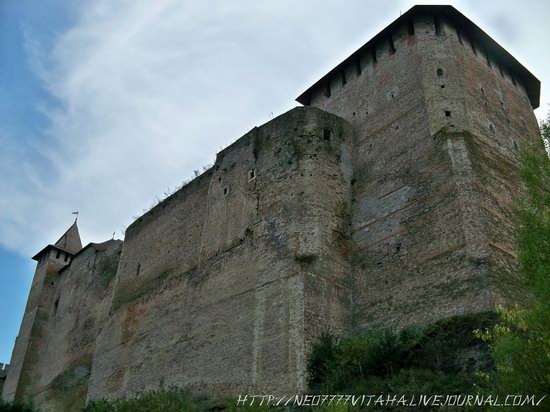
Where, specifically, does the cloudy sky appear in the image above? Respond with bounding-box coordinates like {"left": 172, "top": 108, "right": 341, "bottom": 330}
{"left": 1, "top": 0, "right": 549, "bottom": 363}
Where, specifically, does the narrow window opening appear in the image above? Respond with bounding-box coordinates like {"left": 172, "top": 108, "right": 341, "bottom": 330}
{"left": 489, "top": 123, "right": 495, "bottom": 133}
{"left": 434, "top": 16, "right": 442, "bottom": 36}
{"left": 54, "top": 298, "right": 59, "bottom": 315}
{"left": 407, "top": 19, "right": 415, "bottom": 35}
{"left": 355, "top": 59, "right": 361, "bottom": 76}
{"left": 472, "top": 41, "right": 478, "bottom": 56}
{"left": 223, "top": 186, "right": 230, "bottom": 196}
{"left": 457, "top": 29, "right": 463, "bottom": 45}
{"left": 56, "top": 250, "right": 61, "bottom": 259}
{"left": 371, "top": 48, "right": 377, "bottom": 64}
{"left": 389, "top": 36, "right": 396, "bottom": 55}
{"left": 64, "top": 254, "right": 69, "bottom": 262}
{"left": 498, "top": 64, "right": 504, "bottom": 77}
{"left": 341, "top": 71, "right": 347, "bottom": 86}
{"left": 324, "top": 82, "right": 331, "bottom": 97}
{"left": 136, "top": 264, "right": 141, "bottom": 276}
{"left": 323, "top": 129, "right": 332, "bottom": 142}
{"left": 436, "top": 68, "right": 444, "bottom": 77}
{"left": 445, "top": 110, "right": 451, "bottom": 117}
{"left": 247, "top": 169, "right": 256, "bottom": 181}
{"left": 480, "top": 86, "right": 485, "bottom": 96}
{"left": 441, "top": 84, "right": 445, "bottom": 89}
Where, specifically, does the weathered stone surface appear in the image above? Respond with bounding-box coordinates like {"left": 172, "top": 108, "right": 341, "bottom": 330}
{"left": 306, "top": 13, "right": 540, "bottom": 330}
{"left": 2, "top": 239, "right": 122, "bottom": 411}
{"left": 87, "top": 107, "right": 353, "bottom": 399}
{"left": 2, "top": 5, "right": 542, "bottom": 409}
{"left": 0, "top": 364, "right": 8, "bottom": 397}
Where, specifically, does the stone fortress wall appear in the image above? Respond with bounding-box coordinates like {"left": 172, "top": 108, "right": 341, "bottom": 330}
{"left": 300, "top": 9, "right": 541, "bottom": 330}
{"left": 87, "top": 107, "right": 354, "bottom": 401}
{"left": 0, "top": 363, "right": 8, "bottom": 397}
{"left": 2, "top": 6, "right": 542, "bottom": 412}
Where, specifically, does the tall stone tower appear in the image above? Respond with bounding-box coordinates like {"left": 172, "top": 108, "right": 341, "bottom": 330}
{"left": 2, "top": 223, "right": 83, "bottom": 402}
{"left": 2, "top": 5, "right": 542, "bottom": 409}
{"left": 296, "top": 5, "right": 541, "bottom": 330}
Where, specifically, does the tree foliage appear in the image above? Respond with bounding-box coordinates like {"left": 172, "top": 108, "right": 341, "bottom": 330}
{"left": 0, "top": 399, "right": 39, "bottom": 412}
{"left": 476, "top": 113, "right": 550, "bottom": 401}
{"left": 306, "top": 314, "right": 496, "bottom": 396}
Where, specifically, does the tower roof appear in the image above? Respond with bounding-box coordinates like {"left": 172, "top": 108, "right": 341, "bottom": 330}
{"left": 54, "top": 221, "right": 83, "bottom": 254}
{"left": 31, "top": 221, "right": 83, "bottom": 261}
{"left": 295, "top": 5, "right": 540, "bottom": 108}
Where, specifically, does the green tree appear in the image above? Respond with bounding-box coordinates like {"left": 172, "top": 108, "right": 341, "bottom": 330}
{"left": 477, "top": 112, "right": 550, "bottom": 401}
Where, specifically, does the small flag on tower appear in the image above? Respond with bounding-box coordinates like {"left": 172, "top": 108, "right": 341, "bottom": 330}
{"left": 72, "top": 211, "right": 79, "bottom": 222}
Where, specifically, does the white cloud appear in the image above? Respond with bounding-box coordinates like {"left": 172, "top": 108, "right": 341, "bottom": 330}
{"left": 1, "top": 0, "right": 548, "bottom": 256}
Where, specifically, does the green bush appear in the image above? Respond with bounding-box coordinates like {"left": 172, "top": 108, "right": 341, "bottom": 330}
{"left": 82, "top": 387, "right": 272, "bottom": 412}
{"left": 475, "top": 116, "right": 550, "bottom": 404}
{"left": 0, "top": 399, "right": 40, "bottom": 412}
{"left": 83, "top": 388, "right": 195, "bottom": 412}
{"left": 306, "top": 330, "right": 340, "bottom": 390}
{"left": 306, "top": 314, "right": 495, "bottom": 396}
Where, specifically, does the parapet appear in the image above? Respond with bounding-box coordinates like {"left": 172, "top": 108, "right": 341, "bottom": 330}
{"left": 296, "top": 5, "right": 540, "bottom": 108}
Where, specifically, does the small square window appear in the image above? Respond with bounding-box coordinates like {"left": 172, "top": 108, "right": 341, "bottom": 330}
{"left": 56, "top": 250, "right": 61, "bottom": 259}
{"left": 445, "top": 110, "right": 451, "bottom": 117}
{"left": 248, "top": 169, "right": 256, "bottom": 181}
{"left": 223, "top": 186, "right": 230, "bottom": 196}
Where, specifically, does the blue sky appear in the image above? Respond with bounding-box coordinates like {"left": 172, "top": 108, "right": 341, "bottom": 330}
{"left": 1, "top": 0, "right": 549, "bottom": 364}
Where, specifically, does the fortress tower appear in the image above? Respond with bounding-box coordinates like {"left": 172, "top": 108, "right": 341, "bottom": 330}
{"left": 296, "top": 4, "right": 541, "bottom": 329}
{"left": 2, "top": 5, "right": 542, "bottom": 410}
{"left": 2, "top": 222, "right": 83, "bottom": 403}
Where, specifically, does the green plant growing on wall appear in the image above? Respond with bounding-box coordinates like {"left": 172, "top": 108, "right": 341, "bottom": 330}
{"left": 475, "top": 113, "right": 550, "bottom": 402}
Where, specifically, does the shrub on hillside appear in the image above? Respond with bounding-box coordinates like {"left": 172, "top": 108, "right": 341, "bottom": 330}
{"left": 306, "top": 313, "right": 496, "bottom": 396}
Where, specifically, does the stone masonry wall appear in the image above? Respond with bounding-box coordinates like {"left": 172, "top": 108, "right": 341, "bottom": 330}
{"left": 0, "top": 364, "right": 8, "bottom": 398}
{"left": 2, "top": 242, "right": 122, "bottom": 411}
{"left": 86, "top": 106, "right": 353, "bottom": 401}
{"left": 3, "top": 8, "right": 542, "bottom": 408}
{"left": 2, "top": 250, "right": 68, "bottom": 402}
{"left": 307, "top": 14, "right": 541, "bottom": 330}
{"left": 29, "top": 241, "right": 122, "bottom": 412}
